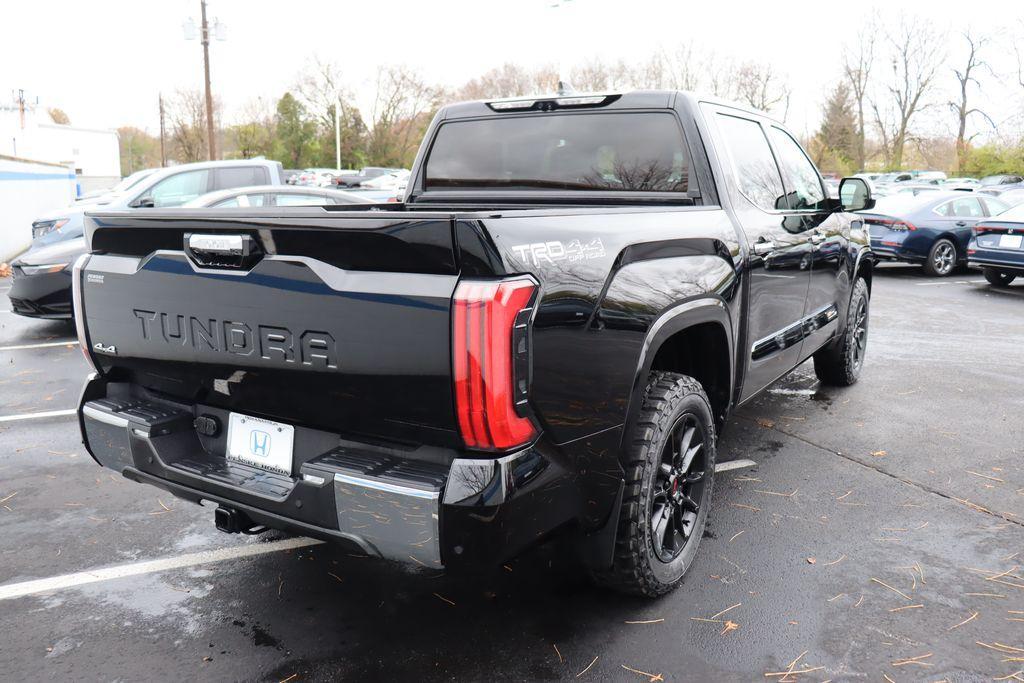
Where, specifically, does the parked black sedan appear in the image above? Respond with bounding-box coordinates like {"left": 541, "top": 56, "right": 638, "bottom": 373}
{"left": 8, "top": 223, "right": 84, "bottom": 319}
{"left": 859, "top": 192, "right": 1010, "bottom": 276}
{"left": 968, "top": 202, "right": 1024, "bottom": 286}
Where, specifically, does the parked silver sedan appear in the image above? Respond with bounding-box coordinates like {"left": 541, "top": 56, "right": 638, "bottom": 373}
{"left": 185, "top": 185, "right": 373, "bottom": 208}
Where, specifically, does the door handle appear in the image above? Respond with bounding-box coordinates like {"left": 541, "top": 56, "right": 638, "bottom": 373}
{"left": 955, "top": 221, "right": 968, "bottom": 227}
{"left": 752, "top": 239, "right": 776, "bottom": 256}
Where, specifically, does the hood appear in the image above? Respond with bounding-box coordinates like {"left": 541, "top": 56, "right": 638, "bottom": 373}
{"left": 14, "top": 237, "right": 88, "bottom": 267}
{"left": 35, "top": 204, "right": 89, "bottom": 223}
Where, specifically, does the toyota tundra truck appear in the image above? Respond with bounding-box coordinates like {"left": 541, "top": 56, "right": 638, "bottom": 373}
{"left": 74, "top": 91, "right": 875, "bottom": 596}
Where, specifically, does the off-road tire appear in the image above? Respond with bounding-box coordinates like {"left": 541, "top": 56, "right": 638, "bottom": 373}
{"left": 983, "top": 267, "right": 1017, "bottom": 287}
{"left": 593, "top": 372, "right": 716, "bottom": 597}
{"left": 813, "top": 277, "right": 869, "bottom": 386}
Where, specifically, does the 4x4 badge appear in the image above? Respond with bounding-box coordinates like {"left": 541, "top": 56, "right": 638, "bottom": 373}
{"left": 93, "top": 342, "right": 117, "bottom": 355}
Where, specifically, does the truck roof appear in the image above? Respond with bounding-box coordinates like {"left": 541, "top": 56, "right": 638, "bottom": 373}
{"left": 437, "top": 90, "right": 778, "bottom": 124}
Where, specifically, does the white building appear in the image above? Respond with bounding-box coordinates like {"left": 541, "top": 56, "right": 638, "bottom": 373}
{"left": 0, "top": 110, "right": 120, "bottom": 194}
{"left": 0, "top": 155, "right": 77, "bottom": 261}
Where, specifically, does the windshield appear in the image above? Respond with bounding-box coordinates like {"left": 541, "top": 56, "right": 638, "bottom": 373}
{"left": 424, "top": 112, "right": 690, "bottom": 193}
{"left": 990, "top": 202, "right": 1024, "bottom": 222}
{"left": 110, "top": 169, "right": 155, "bottom": 193}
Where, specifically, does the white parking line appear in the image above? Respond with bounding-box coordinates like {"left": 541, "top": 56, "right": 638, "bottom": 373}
{"left": 0, "top": 537, "right": 324, "bottom": 601}
{"left": 715, "top": 459, "right": 757, "bottom": 472}
{"left": 915, "top": 279, "right": 987, "bottom": 287}
{"left": 0, "top": 409, "right": 77, "bottom": 423}
{"left": 0, "top": 340, "right": 79, "bottom": 352}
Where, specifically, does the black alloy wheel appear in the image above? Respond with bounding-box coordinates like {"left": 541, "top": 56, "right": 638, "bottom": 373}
{"left": 650, "top": 413, "right": 708, "bottom": 563}
{"left": 813, "top": 276, "right": 870, "bottom": 386}
{"left": 849, "top": 293, "right": 868, "bottom": 375}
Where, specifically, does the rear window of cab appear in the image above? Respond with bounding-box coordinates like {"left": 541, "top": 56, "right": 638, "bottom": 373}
{"left": 424, "top": 112, "right": 690, "bottom": 193}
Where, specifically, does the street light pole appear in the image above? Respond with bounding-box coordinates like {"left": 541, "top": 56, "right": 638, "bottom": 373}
{"left": 335, "top": 96, "right": 341, "bottom": 171}
{"left": 158, "top": 93, "right": 167, "bottom": 167}
{"left": 199, "top": 0, "right": 216, "bottom": 160}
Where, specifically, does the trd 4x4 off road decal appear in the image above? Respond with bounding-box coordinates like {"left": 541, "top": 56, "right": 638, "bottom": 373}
{"left": 510, "top": 239, "right": 606, "bottom": 266}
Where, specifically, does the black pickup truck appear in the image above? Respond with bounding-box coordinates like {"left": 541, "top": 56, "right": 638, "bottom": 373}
{"left": 75, "top": 91, "right": 875, "bottom": 596}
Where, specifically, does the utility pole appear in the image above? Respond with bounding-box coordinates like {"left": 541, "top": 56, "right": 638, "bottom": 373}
{"left": 199, "top": 0, "right": 215, "bottom": 160}
{"left": 158, "top": 93, "right": 167, "bottom": 167}
{"left": 16, "top": 89, "right": 26, "bottom": 129}
{"left": 335, "top": 96, "right": 341, "bottom": 170}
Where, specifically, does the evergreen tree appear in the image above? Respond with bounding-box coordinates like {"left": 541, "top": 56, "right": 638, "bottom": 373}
{"left": 273, "top": 92, "right": 318, "bottom": 168}
{"left": 815, "top": 83, "right": 858, "bottom": 173}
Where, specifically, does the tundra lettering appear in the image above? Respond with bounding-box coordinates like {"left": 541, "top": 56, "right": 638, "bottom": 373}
{"left": 132, "top": 309, "right": 337, "bottom": 368}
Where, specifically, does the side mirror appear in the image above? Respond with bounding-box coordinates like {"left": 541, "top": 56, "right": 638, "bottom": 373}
{"left": 132, "top": 196, "right": 155, "bottom": 209}
{"left": 839, "top": 177, "right": 875, "bottom": 212}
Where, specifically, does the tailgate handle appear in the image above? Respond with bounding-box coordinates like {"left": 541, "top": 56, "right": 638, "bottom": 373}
{"left": 185, "top": 233, "right": 262, "bottom": 270}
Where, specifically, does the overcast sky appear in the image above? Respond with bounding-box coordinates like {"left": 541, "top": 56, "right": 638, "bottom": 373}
{"left": 3, "top": 0, "right": 1021, "bottom": 141}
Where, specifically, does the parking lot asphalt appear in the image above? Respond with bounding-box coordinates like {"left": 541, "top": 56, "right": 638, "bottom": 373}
{"left": 0, "top": 266, "right": 1022, "bottom": 682}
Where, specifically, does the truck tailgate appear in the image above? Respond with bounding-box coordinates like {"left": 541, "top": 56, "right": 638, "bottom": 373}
{"left": 80, "top": 213, "right": 461, "bottom": 447}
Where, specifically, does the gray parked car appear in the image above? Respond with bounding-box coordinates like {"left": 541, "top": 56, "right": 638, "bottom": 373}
{"left": 10, "top": 159, "right": 285, "bottom": 319}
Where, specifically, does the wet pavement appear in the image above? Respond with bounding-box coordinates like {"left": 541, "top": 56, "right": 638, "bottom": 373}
{"left": 0, "top": 265, "right": 1022, "bottom": 681}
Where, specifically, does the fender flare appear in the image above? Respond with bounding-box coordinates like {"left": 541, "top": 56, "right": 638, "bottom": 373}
{"left": 851, "top": 246, "right": 875, "bottom": 300}
{"left": 619, "top": 297, "right": 734, "bottom": 449}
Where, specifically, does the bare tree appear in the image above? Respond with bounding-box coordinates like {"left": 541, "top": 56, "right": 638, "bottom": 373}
{"left": 569, "top": 57, "right": 634, "bottom": 91}
{"left": 456, "top": 63, "right": 558, "bottom": 100}
{"left": 871, "top": 17, "right": 945, "bottom": 169}
{"left": 168, "top": 89, "right": 218, "bottom": 162}
{"left": 949, "top": 31, "right": 995, "bottom": 173}
{"left": 637, "top": 45, "right": 703, "bottom": 91}
{"left": 843, "top": 15, "right": 876, "bottom": 172}
{"left": 291, "top": 56, "right": 370, "bottom": 168}
{"left": 732, "top": 62, "right": 791, "bottom": 118}
{"left": 368, "top": 65, "right": 443, "bottom": 167}
{"left": 706, "top": 55, "right": 737, "bottom": 99}
{"left": 1016, "top": 18, "right": 1024, "bottom": 91}
{"left": 294, "top": 56, "right": 351, "bottom": 131}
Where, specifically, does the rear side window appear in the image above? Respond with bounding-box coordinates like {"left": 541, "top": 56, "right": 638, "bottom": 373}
{"left": 768, "top": 127, "right": 827, "bottom": 210}
{"left": 212, "top": 194, "right": 266, "bottom": 208}
{"left": 424, "top": 113, "right": 690, "bottom": 193}
{"left": 949, "top": 197, "right": 983, "bottom": 218}
{"left": 215, "top": 166, "right": 266, "bottom": 191}
{"left": 275, "top": 194, "right": 333, "bottom": 206}
{"left": 716, "top": 114, "right": 785, "bottom": 211}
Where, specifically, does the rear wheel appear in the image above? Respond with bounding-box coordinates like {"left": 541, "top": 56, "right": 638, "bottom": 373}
{"left": 923, "top": 238, "right": 957, "bottom": 277}
{"left": 983, "top": 267, "right": 1017, "bottom": 287}
{"left": 594, "top": 372, "right": 715, "bottom": 597}
{"left": 814, "top": 277, "right": 869, "bottom": 386}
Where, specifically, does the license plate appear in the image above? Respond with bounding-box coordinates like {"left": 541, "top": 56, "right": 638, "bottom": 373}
{"left": 226, "top": 412, "right": 294, "bottom": 475}
{"left": 999, "top": 234, "right": 1023, "bottom": 249}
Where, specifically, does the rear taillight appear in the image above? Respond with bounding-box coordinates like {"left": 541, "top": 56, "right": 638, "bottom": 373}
{"left": 452, "top": 278, "right": 537, "bottom": 451}
{"left": 868, "top": 217, "right": 916, "bottom": 231}
{"left": 71, "top": 253, "right": 100, "bottom": 374}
